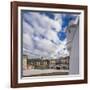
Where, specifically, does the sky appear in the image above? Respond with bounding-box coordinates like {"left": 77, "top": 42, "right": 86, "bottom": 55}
{"left": 22, "top": 10, "right": 79, "bottom": 59}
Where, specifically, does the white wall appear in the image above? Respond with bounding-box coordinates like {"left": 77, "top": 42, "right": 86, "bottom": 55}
{"left": 69, "top": 25, "right": 79, "bottom": 74}
{"left": 0, "top": 0, "right": 89, "bottom": 90}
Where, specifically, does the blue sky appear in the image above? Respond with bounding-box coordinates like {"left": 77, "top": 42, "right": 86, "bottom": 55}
{"left": 22, "top": 10, "right": 79, "bottom": 59}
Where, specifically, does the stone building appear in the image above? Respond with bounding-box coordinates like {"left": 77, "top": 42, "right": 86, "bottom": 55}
{"left": 23, "top": 55, "right": 69, "bottom": 70}
{"left": 55, "top": 56, "right": 69, "bottom": 70}
{"left": 27, "top": 58, "right": 50, "bottom": 69}
{"left": 23, "top": 55, "right": 28, "bottom": 70}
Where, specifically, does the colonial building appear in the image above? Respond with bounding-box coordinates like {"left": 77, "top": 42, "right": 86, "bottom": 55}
{"left": 23, "top": 55, "right": 28, "bottom": 70}
{"left": 27, "top": 58, "right": 49, "bottom": 69}
{"left": 23, "top": 55, "right": 69, "bottom": 70}
{"left": 55, "top": 56, "right": 69, "bottom": 70}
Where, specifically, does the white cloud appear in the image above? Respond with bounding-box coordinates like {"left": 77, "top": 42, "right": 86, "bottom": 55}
{"left": 23, "top": 33, "right": 32, "bottom": 46}
{"left": 45, "top": 29, "right": 60, "bottom": 44}
{"left": 35, "top": 38, "right": 57, "bottom": 53}
{"left": 23, "top": 19, "right": 34, "bottom": 35}
{"left": 22, "top": 12, "right": 69, "bottom": 59}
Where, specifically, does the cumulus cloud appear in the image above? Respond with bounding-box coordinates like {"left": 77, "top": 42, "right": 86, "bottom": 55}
{"left": 22, "top": 11, "right": 69, "bottom": 59}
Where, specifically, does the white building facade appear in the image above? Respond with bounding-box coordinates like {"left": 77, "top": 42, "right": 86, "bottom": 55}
{"left": 66, "top": 19, "right": 79, "bottom": 74}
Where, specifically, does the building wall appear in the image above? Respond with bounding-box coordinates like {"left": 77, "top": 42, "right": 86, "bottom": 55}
{"left": 23, "top": 55, "right": 28, "bottom": 70}
{"left": 69, "top": 26, "right": 79, "bottom": 74}
{"left": 67, "top": 25, "right": 79, "bottom": 74}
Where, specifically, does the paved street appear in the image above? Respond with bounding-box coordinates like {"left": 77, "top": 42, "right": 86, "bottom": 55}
{"left": 23, "top": 69, "right": 69, "bottom": 77}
